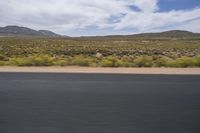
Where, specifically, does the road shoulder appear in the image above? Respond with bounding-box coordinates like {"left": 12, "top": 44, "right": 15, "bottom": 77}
{"left": 0, "top": 66, "right": 200, "bottom": 75}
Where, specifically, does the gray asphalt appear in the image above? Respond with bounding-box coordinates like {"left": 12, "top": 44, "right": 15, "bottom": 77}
{"left": 0, "top": 73, "right": 200, "bottom": 133}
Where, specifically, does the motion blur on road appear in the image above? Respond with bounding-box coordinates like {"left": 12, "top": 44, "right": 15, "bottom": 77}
{"left": 0, "top": 73, "right": 200, "bottom": 133}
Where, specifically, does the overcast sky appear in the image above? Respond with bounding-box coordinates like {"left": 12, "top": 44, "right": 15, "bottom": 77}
{"left": 0, "top": 0, "right": 200, "bottom": 36}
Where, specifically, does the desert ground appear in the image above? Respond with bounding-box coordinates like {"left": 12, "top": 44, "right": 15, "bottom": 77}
{"left": 0, "top": 67, "right": 200, "bottom": 75}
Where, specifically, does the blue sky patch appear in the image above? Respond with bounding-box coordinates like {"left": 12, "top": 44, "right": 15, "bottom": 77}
{"left": 158, "top": 0, "right": 200, "bottom": 12}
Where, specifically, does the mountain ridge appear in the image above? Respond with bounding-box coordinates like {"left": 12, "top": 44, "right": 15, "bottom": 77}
{"left": 91, "top": 30, "right": 200, "bottom": 39}
{"left": 0, "top": 25, "right": 200, "bottom": 38}
{"left": 0, "top": 25, "right": 61, "bottom": 37}
{"left": 130, "top": 30, "right": 200, "bottom": 38}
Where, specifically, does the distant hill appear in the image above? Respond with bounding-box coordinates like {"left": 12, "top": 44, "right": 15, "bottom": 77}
{"left": 38, "top": 30, "right": 60, "bottom": 37}
{"left": 79, "top": 30, "right": 200, "bottom": 40}
{"left": 0, "top": 25, "right": 199, "bottom": 39}
{"left": 132, "top": 30, "right": 200, "bottom": 38}
{"left": 0, "top": 26, "right": 61, "bottom": 37}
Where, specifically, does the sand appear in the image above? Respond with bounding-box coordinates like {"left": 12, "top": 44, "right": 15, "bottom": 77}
{"left": 0, "top": 66, "right": 200, "bottom": 75}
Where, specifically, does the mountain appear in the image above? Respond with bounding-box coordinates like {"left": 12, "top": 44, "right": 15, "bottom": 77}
{"left": 0, "top": 25, "right": 61, "bottom": 37}
{"left": 0, "top": 25, "right": 199, "bottom": 39}
{"left": 38, "top": 30, "right": 60, "bottom": 37}
{"left": 131, "top": 30, "right": 200, "bottom": 38}
{"left": 80, "top": 30, "right": 200, "bottom": 40}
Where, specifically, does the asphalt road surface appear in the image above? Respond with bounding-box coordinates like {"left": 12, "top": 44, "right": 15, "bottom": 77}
{"left": 0, "top": 73, "right": 200, "bottom": 133}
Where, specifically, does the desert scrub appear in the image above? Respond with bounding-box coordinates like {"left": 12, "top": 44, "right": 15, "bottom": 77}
{"left": 100, "top": 56, "right": 120, "bottom": 67}
{"left": 154, "top": 56, "right": 169, "bottom": 67}
{"left": 0, "top": 54, "right": 9, "bottom": 61}
{"left": 70, "top": 55, "right": 96, "bottom": 66}
{"left": 157, "top": 56, "right": 200, "bottom": 67}
{"left": 194, "top": 55, "right": 200, "bottom": 67}
{"left": 133, "top": 56, "right": 153, "bottom": 67}
{"left": 0, "top": 61, "right": 5, "bottom": 66}
{"left": 53, "top": 58, "right": 70, "bottom": 66}
{"left": 0, "top": 37, "right": 200, "bottom": 58}
{"left": 0, "top": 36, "right": 200, "bottom": 68}
{"left": 10, "top": 55, "right": 55, "bottom": 66}
{"left": 175, "top": 57, "right": 196, "bottom": 67}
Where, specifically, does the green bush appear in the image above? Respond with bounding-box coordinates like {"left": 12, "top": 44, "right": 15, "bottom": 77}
{"left": 133, "top": 56, "right": 153, "bottom": 67}
{"left": 1, "top": 54, "right": 200, "bottom": 67}
{"left": 194, "top": 55, "right": 200, "bottom": 67}
{"left": 154, "top": 56, "right": 167, "bottom": 67}
{"left": 100, "top": 56, "right": 119, "bottom": 67}
{"left": 0, "top": 54, "right": 9, "bottom": 61}
{"left": 101, "top": 59, "right": 115, "bottom": 67}
{"left": 176, "top": 57, "right": 196, "bottom": 67}
{"left": 163, "top": 56, "right": 197, "bottom": 68}
{"left": 0, "top": 61, "right": 5, "bottom": 66}
{"left": 10, "top": 55, "right": 55, "bottom": 66}
{"left": 53, "top": 59, "right": 69, "bottom": 66}
{"left": 71, "top": 56, "right": 94, "bottom": 66}
{"left": 115, "top": 59, "right": 134, "bottom": 67}
{"left": 165, "top": 59, "right": 179, "bottom": 67}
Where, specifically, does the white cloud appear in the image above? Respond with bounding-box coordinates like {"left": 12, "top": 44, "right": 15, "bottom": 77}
{"left": 0, "top": 0, "right": 200, "bottom": 36}
{"left": 115, "top": 8, "right": 200, "bottom": 31}
{"left": 132, "top": 0, "right": 159, "bottom": 12}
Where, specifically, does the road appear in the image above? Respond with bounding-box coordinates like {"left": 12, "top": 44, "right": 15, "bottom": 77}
{"left": 0, "top": 72, "right": 200, "bottom": 133}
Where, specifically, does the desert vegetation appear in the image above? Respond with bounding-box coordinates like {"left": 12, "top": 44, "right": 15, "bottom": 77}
{"left": 0, "top": 37, "right": 200, "bottom": 67}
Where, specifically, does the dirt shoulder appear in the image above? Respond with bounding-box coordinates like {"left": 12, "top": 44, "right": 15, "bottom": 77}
{"left": 0, "top": 66, "right": 200, "bottom": 75}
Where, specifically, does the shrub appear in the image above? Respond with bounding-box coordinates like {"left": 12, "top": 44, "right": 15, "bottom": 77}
{"left": 100, "top": 56, "right": 118, "bottom": 67}
{"left": 154, "top": 56, "right": 175, "bottom": 67}
{"left": 165, "top": 59, "right": 179, "bottom": 67}
{"left": 10, "top": 55, "right": 55, "bottom": 66}
{"left": 53, "top": 59, "right": 69, "bottom": 66}
{"left": 194, "top": 55, "right": 200, "bottom": 67}
{"left": 71, "top": 56, "right": 94, "bottom": 66}
{"left": 176, "top": 57, "right": 196, "bottom": 67}
{"left": 101, "top": 59, "right": 115, "bottom": 67}
{"left": 0, "top": 61, "right": 5, "bottom": 66}
{"left": 10, "top": 58, "right": 23, "bottom": 66}
{"left": 164, "top": 56, "right": 196, "bottom": 68}
{"left": 0, "top": 54, "right": 9, "bottom": 61}
{"left": 116, "top": 59, "right": 134, "bottom": 67}
{"left": 133, "top": 56, "right": 153, "bottom": 67}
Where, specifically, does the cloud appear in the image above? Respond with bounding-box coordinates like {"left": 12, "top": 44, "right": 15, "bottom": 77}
{"left": 0, "top": 0, "right": 129, "bottom": 30}
{"left": 115, "top": 8, "right": 200, "bottom": 31}
{"left": 0, "top": 0, "right": 200, "bottom": 36}
{"left": 132, "top": 0, "right": 159, "bottom": 12}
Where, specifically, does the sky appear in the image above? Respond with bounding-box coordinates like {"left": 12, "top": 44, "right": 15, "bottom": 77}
{"left": 0, "top": 0, "right": 200, "bottom": 36}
